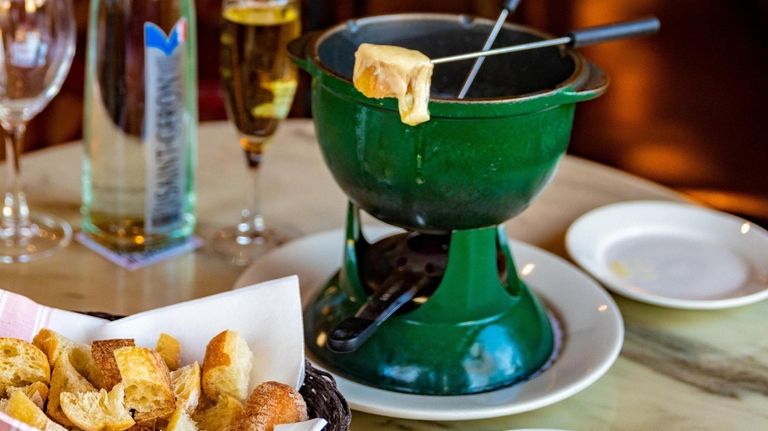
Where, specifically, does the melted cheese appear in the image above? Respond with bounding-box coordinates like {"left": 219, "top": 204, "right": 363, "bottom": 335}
{"left": 353, "top": 43, "right": 433, "bottom": 126}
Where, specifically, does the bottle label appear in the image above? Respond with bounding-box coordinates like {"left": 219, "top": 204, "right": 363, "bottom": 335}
{"left": 143, "top": 18, "right": 188, "bottom": 233}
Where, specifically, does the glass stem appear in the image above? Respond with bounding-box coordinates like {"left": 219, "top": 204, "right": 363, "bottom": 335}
{"left": 236, "top": 136, "right": 267, "bottom": 243}
{"left": 2, "top": 123, "right": 31, "bottom": 233}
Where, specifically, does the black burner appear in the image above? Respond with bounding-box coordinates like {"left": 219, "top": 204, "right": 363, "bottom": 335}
{"left": 359, "top": 232, "right": 508, "bottom": 313}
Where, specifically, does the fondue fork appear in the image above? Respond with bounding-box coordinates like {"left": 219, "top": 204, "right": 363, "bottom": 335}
{"left": 432, "top": 16, "right": 660, "bottom": 66}
{"left": 458, "top": 0, "right": 521, "bottom": 99}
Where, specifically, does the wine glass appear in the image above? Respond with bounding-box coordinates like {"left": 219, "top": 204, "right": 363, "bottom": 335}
{"left": 0, "top": 0, "right": 76, "bottom": 263}
{"left": 215, "top": 0, "right": 301, "bottom": 265}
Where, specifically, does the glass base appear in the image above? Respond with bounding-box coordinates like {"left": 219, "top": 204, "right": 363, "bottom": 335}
{"left": 0, "top": 212, "right": 72, "bottom": 263}
{"left": 211, "top": 226, "right": 289, "bottom": 266}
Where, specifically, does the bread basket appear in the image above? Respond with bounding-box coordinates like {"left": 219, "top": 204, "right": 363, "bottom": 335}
{"left": 83, "top": 312, "right": 352, "bottom": 431}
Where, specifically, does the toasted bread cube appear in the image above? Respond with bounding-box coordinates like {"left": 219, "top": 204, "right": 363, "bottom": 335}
{"left": 48, "top": 351, "right": 97, "bottom": 426}
{"left": 353, "top": 43, "right": 433, "bottom": 126}
{"left": 170, "top": 362, "right": 201, "bottom": 413}
{"left": 0, "top": 338, "right": 50, "bottom": 398}
{"left": 156, "top": 334, "right": 182, "bottom": 371}
{"left": 33, "top": 329, "right": 75, "bottom": 366}
{"left": 166, "top": 407, "right": 198, "bottom": 431}
{"left": 125, "top": 419, "right": 157, "bottom": 431}
{"left": 5, "top": 391, "right": 67, "bottom": 431}
{"left": 60, "top": 382, "right": 135, "bottom": 431}
{"left": 202, "top": 330, "right": 254, "bottom": 402}
{"left": 34, "top": 329, "right": 105, "bottom": 389}
{"left": 228, "top": 381, "right": 308, "bottom": 431}
{"left": 7, "top": 381, "right": 49, "bottom": 409}
{"left": 92, "top": 339, "right": 135, "bottom": 390}
{"left": 113, "top": 346, "right": 176, "bottom": 421}
{"left": 192, "top": 395, "right": 243, "bottom": 431}
{"left": 69, "top": 344, "right": 105, "bottom": 389}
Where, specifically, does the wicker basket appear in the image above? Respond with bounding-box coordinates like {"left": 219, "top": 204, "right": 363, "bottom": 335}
{"left": 83, "top": 312, "right": 352, "bottom": 431}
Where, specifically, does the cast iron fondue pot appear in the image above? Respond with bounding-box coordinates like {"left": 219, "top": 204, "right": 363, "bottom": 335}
{"left": 289, "top": 13, "right": 607, "bottom": 233}
{"left": 289, "top": 14, "right": 608, "bottom": 395}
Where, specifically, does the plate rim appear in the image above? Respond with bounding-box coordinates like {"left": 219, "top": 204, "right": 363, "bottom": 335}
{"left": 565, "top": 200, "right": 768, "bottom": 310}
{"left": 235, "top": 227, "right": 625, "bottom": 420}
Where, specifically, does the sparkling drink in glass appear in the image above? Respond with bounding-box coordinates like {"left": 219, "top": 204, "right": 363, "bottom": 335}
{"left": 215, "top": 0, "right": 300, "bottom": 265}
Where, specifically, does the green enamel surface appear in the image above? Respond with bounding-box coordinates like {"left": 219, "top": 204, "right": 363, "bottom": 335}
{"left": 294, "top": 33, "right": 601, "bottom": 394}
{"left": 305, "top": 210, "right": 554, "bottom": 395}
{"left": 311, "top": 71, "right": 578, "bottom": 231}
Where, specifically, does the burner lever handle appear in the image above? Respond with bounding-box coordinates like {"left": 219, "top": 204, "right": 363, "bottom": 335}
{"left": 328, "top": 274, "right": 425, "bottom": 353}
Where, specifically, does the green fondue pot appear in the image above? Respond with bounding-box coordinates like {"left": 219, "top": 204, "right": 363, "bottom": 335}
{"left": 289, "top": 14, "right": 608, "bottom": 395}
{"left": 289, "top": 13, "right": 607, "bottom": 233}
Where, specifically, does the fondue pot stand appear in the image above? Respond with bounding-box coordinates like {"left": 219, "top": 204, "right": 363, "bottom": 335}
{"left": 289, "top": 13, "right": 608, "bottom": 395}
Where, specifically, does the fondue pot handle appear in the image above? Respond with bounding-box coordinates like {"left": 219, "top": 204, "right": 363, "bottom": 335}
{"left": 561, "top": 61, "right": 610, "bottom": 102}
{"left": 567, "top": 17, "right": 660, "bottom": 48}
{"left": 287, "top": 32, "right": 320, "bottom": 75}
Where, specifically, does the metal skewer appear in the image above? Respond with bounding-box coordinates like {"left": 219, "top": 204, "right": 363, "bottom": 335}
{"left": 432, "top": 16, "right": 661, "bottom": 65}
{"left": 457, "top": 0, "right": 521, "bottom": 99}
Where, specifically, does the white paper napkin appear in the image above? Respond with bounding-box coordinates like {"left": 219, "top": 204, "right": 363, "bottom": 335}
{"left": 0, "top": 276, "right": 326, "bottom": 431}
{"left": 275, "top": 418, "right": 329, "bottom": 431}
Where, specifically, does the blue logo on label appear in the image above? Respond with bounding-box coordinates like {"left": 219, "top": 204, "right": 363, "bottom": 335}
{"left": 144, "top": 19, "right": 187, "bottom": 56}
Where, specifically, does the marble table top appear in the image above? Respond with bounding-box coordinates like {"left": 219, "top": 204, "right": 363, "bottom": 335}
{"left": 1, "top": 120, "right": 766, "bottom": 430}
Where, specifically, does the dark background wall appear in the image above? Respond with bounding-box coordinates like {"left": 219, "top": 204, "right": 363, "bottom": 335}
{"left": 5, "top": 0, "right": 768, "bottom": 225}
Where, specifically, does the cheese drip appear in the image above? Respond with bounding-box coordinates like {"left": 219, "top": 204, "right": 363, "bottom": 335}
{"left": 353, "top": 43, "right": 433, "bottom": 126}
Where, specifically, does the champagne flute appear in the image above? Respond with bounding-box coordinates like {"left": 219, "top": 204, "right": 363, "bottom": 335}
{"left": 215, "top": 0, "right": 300, "bottom": 265}
{"left": 0, "top": 0, "right": 76, "bottom": 263}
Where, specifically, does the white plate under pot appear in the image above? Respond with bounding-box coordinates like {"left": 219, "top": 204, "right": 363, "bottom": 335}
{"left": 235, "top": 227, "right": 623, "bottom": 421}
{"left": 566, "top": 200, "right": 768, "bottom": 310}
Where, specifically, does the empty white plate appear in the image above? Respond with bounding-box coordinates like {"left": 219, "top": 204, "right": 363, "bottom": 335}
{"left": 236, "top": 227, "right": 623, "bottom": 420}
{"left": 566, "top": 201, "right": 768, "bottom": 309}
